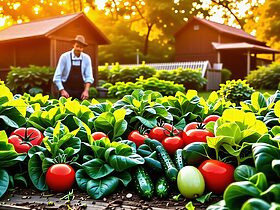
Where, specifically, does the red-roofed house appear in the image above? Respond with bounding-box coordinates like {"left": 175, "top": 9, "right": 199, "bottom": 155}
{"left": 174, "top": 17, "right": 280, "bottom": 79}
{"left": 0, "top": 12, "right": 110, "bottom": 83}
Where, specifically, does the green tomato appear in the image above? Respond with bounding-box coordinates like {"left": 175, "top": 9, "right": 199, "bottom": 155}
{"left": 177, "top": 166, "right": 205, "bottom": 199}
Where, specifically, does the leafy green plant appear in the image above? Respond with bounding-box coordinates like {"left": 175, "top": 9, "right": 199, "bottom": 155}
{"left": 113, "top": 89, "right": 171, "bottom": 131}
{"left": 246, "top": 62, "right": 280, "bottom": 90}
{"left": 217, "top": 79, "right": 254, "bottom": 105}
{"left": 6, "top": 65, "right": 55, "bottom": 95}
{"left": 107, "top": 63, "right": 156, "bottom": 84}
{"left": 155, "top": 67, "right": 207, "bottom": 90}
{"left": 27, "top": 121, "right": 82, "bottom": 191}
{"left": 0, "top": 131, "right": 27, "bottom": 197}
{"left": 158, "top": 90, "right": 204, "bottom": 128}
{"left": 108, "top": 77, "right": 184, "bottom": 98}
{"left": 221, "top": 68, "right": 232, "bottom": 83}
{"left": 206, "top": 109, "right": 268, "bottom": 165}
{"left": 75, "top": 138, "right": 144, "bottom": 199}
{"left": 98, "top": 64, "right": 110, "bottom": 81}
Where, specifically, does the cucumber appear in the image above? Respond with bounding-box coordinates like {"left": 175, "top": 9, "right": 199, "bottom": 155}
{"left": 174, "top": 149, "right": 185, "bottom": 170}
{"left": 155, "top": 176, "right": 169, "bottom": 198}
{"left": 133, "top": 166, "right": 154, "bottom": 199}
{"left": 155, "top": 145, "right": 178, "bottom": 182}
{"left": 144, "top": 138, "right": 162, "bottom": 150}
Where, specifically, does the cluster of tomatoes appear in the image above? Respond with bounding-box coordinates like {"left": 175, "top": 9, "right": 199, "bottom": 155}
{"left": 128, "top": 115, "right": 220, "bottom": 154}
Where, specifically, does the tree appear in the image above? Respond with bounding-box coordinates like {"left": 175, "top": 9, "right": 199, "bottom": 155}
{"left": 244, "top": 0, "right": 280, "bottom": 60}
{"left": 179, "top": 0, "right": 264, "bottom": 29}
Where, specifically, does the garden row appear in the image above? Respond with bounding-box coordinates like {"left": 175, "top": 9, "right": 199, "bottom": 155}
{"left": 5, "top": 61, "right": 280, "bottom": 98}
{"left": 0, "top": 80, "right": 279, "bottom": 209}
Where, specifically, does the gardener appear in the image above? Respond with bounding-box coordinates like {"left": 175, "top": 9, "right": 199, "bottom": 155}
{"left": 53, "top": 35, "right": 94, "bottom": 100}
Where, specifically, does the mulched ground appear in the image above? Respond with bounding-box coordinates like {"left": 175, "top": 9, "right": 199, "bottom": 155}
{"left": 0, "top": 187, "right": 221, "bottom": 210}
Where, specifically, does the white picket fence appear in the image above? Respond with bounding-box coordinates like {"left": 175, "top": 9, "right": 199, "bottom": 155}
{"left": 102, "top": 61, "right": 211, "bottom": 77}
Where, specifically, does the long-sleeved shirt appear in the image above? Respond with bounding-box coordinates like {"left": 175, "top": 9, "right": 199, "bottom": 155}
{"left": 53, "top": 49, "right": 94, "bottom": 91}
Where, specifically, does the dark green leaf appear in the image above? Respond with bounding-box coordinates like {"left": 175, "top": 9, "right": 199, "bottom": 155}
{"left": 28, "top": 153, "right": 48, "bottom": 191}
{"left": 82, "top": 159, "right": 114, "bottom": 179}
{"left": 234, "top": 165, "right": 257, "bottom": 181}
{"left": 86, "top": 176, "right": 119, "bottom": 199}
{"left": 241, "top": 198, "right": 271, "bottom": 210}
{"left": 0, "top": 169, "right": 9, "bottom": 198}
{"left": 75, "top": 169, "right": 91, "bottom": 191}
{"left": 224, "top": 181, "right": 261, "bottom": 210}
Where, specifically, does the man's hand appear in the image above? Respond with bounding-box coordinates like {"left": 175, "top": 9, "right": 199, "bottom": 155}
{"left": 60, "top": 89, "right": 69, "bottom": 98}
{"left": 81, "top": 90, "right": 89, "bottom": 100}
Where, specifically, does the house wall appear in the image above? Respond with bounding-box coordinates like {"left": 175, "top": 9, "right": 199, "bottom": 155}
{"left": 0, "top": 38, "right": 50, "bottom": 80}
{"left": 174, "top": 20, "right": 218, "bottom": 64}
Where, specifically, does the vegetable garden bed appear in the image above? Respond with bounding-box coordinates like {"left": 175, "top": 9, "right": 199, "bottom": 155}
{"left": 0, "top": 80, "right": 279, "bottom": 210}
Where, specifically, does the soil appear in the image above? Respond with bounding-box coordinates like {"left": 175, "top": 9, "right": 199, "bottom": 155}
{"left": 0, "top": 187, "right": 221, "bottom": 210}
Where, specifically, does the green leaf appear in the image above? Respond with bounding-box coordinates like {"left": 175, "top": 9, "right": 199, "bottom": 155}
{"left": 185, "top": 201, "right": 195, "bottom": 210}
{"left": 261, "top": 184, "right": 280, "bottom": 203}
{"left": 82, "top": 159, "right": 114, "bottom": 179}
{"left": 133, "top": 116, "right": 157, "bottom": 128}
{"left": 215, "top": 122, "right": 241, "bottom": 143}
{"left": 274, "top": 101, "right": 280, "bottom": 117}
{"left": 207, "top": 200, "right": 229, "bottom": 210}
{"left": 0, "top": 115, "right": 18, "bottom": 128}
{"left": 252, "top": 143, "right": 280, "bottom": 180}
{"left": 224, "top": 181, "right": 261, "bottom": 210}
{"left": 196, "top": 192, "right": 212, "bottom": 204}
{"left": 86, "top": 176, "right": 119, "bottom": 199}
{"left": 109, "top": 153, "right": 144, "bottom": 172}
{"left": 241, "top": 198, "right": 271, "bottom": 210}
{"left": 115, "top": 171, "right": 132, "bottom": 187}
{"left": 234, "top": 165, "right": 257, "bottom": 181}
{"left": 272, "top": 159, "right": 280, "bottom": 177}
{"left": 0, "top": 169, "right": 9, "bottom": 198}
{"left": 75, "top": 169, "right": 91, "bottom": 191}
{"left": 251, "top": 92, "right": 267, "bottom": 110}
{"left": 28, "top": 153, "right": 48, "bottom": 191}
{"left": 14, "top": 173, "right": 28, "bottom": 188}
{"left": 249, "top": 172, "right": 268, "bottom": 192}
{"left": 182, "top": 142, "right": 215, "bottom": 166}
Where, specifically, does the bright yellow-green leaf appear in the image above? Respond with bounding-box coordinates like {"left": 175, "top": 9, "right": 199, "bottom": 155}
{"left": 4, "top": 99, "right": 27, "bottom": 117}
{"left": 243, "top": 112, "right": 257, "bottom": 127}
{"left": 275, "top": 101, "right": 280, "bottom": 117}
{"left": 222, "top": 109, "right": 245, "bottom": 122}
{"left": 113, "top": 109, "right": 126, "bottom": 122}
{"left": 132, "top": 99, "right": 141, "bottom": 108}
{"left": 0, "top": 130, "right": 8, "bottom": 143}
{"left": 186, "top": 89, "right": 198, "bottom": 100}
{"left": 65, "top": 100, "right": 81, "bottom": 115}
{"left": 250, "top": 120, "right": 268, "bottom": 134}
{"left": 207, "top": 91, "right": 219, "bottom": 104}
{"left": 0, "top": 84, "right": 13, "bottom": 101}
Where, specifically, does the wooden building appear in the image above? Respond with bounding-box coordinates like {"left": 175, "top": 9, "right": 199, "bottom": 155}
{"left": 174, "top": 17, "right": 280, "bottom": 79}
{"left": 0, "top": 12, "right": 110, "bottom": 84}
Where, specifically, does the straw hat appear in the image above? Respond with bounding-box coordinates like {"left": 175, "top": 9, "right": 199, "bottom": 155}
{"left": 72, "top": 35, "right": 88, "bottom": 47}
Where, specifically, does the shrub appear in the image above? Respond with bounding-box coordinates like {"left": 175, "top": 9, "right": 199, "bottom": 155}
{"left": 246, "top": 62, "right": 280, "bottom": 89}
{"left": 98, "top": 64, "right": 110, "bottom": 81}
{"left": 6, "top": 65, "right": 55, "bottom": 95}
{"left": 217, "top": 79, "right": 254, "bottom": 105}
{"left": 155, "top": 67, "right": 207, "bottom": 90}
{"left": 221, "top": 68, "right": 232, "bottom": 83}
{"left": 107, "top": 63, "right": 156, "bottom": 84}
{"left": 89, "top": 87, "right": 98, "bottom": 98}
{"left": 108, "top": 77, "right": 185, "bottom": 98}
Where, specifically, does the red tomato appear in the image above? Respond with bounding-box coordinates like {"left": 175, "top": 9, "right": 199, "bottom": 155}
{"left": 128, "top": 130, "right": 148, "bottom": 147}
{"left": 183, "top": 122, "right": 205, "bottom": 132}
{"left": 92, "top": 132, "right": 108, "bottom": 141}
{"left": 198, "top": 160, "right": 235, "bottom": 194}
{"left": 149, "top": 127, "right": 167, "bottom": 142}
{"left": 183, "top": 129, "right": 214, "bottom": 145}
{"left": 162, "top": 136, "right": 184, "bottom": 154}
{"left": 9, "top": 127, "right": 44, "bottom": 153}
{"left": 163, "top": 123, "right": 180, "bottom": 136}
{"left": 203, "top": 115, "right": 220, "bottom": 123}
{"left": 46, "top": 164, "right": 75, "bottom": 192}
